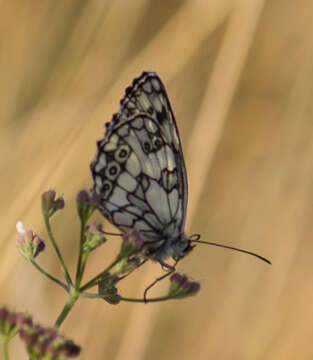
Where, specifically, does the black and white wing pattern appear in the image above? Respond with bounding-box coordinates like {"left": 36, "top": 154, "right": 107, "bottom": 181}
{"left": 91, "top": 72, "right": 191, "bottom": 261}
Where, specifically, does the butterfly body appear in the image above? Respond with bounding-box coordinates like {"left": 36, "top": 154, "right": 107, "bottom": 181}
{"left": 91, "top": 72, "right": 191, "bottom": 262}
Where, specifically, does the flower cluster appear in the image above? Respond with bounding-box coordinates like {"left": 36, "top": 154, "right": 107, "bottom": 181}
{"left": 16, "top": 221, "right": 45, "bottom": 260}
{"left": 93, "top": 231, "right": 148, "bottom": 304}
{"left": 13, "top": 188, "right": 201, "bottom": 358}
{"left": 98, "top": 273, "right": 120, "bottom": 305}
{"left": 120, "top": 231, "right": 144, "bottom": 257}
{"left": 0, "top": 307, "right": 20, "bottom": 338}
{"left": 168, "top": 273, "right": 200, "bottom": 298}
{"left": 1, "top": 307, "right": 80, "bottom": 359}
{"left": 76, "top": 190, "right": 99, "bottom": 222}
{"left": 42, "top": 190, "right": 65, "bottom": 219}
{"left": 114, "top": 256, "right": 141, "bottom": 275}
{"left": 19, "top": 322, "right": 81, "bottom": 359}
{"left": 84, "top": 222, "right": 107, "bottom": 252}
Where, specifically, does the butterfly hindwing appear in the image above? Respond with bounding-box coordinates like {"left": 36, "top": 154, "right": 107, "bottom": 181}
{"left": 92, "top": 115, "right": 183, "bottom": 240}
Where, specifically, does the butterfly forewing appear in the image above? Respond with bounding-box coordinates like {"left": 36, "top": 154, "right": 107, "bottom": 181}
{"left": 91, "top": 72, "right": 190, "bottom": 260}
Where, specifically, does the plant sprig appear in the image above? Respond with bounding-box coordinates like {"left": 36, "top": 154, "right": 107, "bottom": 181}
{"left": 11, "top": 189, "right": 200, "bottom": 359}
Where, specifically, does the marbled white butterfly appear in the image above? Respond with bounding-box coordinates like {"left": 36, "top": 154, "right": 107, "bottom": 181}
{"left": 91, "top": 72, "right": 192, "bottom": 263}
{"left": 90, "top": 72, "right": 270, "bottom": 267}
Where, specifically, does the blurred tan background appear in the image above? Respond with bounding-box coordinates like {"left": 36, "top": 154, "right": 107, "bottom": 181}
{"left": 1, "top": 0, "right": 313, "bottom": 359}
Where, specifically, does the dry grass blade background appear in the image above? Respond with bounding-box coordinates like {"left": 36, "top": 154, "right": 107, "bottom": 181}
{"left": 1, "top": 0, "right": 313, "bottom": 359}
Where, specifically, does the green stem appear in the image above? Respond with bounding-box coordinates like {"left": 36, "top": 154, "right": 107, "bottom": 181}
{"left": 80, "top": 292, "right": 173, "bottom": 303}
{"left": 44, "top": 215, "right": 72, "bottom": 286}
{"left": 0, "top": 335, "right": 9, "bottom": 360}
{"left": 54, "top": 289, "right": 79, "bottom": 328}
{"left": 75, "top": 219, "right": 86, "bottom": 287}
{"left": 80, "top": 256, "right": 121, "bottom": 292}
{"left": 30, "top": 260, "right": 68, "bottom": 291}
{"left": 80, "top": 292, "right": 109, "bottom": 299}
{"left": 119, "top": 295, "right": 173, "bottom": 303}
{"left": 77, "top": 252, "right": 89, "bottom": 287}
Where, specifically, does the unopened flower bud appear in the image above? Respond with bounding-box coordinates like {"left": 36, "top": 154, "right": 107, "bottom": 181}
{"left": 0, "top": 307, "right": 19, "bottom": 337}
{"left": 59, "top": 339, "right": 81, "bottom": 358}
{"left": 98, "top": 273, "right": 120, "bottom": 305}
{"left": 16, "top": 222, "right": 45, "bottom": 260}
{"left": 168, "top": 273, "right": 200, "bottom": 298}
{"left": 114, "top": 256, "right": 141, "bottom": 276}
{"left": 120, "top": 231, "right": 144, "bottom": 258}
{"left": 16, "top": 312, "right": 33, "bottom": 327}
{"left": 77, "top": 189, "right": 99, "bottom": 222}
{"left": 19, "top": 321, "right": 81, "bottom": 358}
{"left": 83, "top": 222, "right": 106, "bottom": 252}
{"left": 41, "top": 190, "right": 64, "bottom": 218}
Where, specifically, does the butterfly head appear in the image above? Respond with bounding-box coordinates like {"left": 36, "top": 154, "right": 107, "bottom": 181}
{"left": 171, "top": 233, "right": 194, "bottom": 259}
{"left": 141, "top": 232, "right": 195, "bottom": 263}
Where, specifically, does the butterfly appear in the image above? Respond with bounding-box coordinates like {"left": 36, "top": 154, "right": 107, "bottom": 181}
{"left": 90, "top": 71, "right": 194, "bottom": 264}
{"left": 90, "top": 71, "right": 271, "bottom": 279}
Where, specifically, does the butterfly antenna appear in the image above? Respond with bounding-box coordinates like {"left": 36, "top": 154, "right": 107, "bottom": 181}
{"left": 190, "top": 235, "right": 271, "bottom": 265}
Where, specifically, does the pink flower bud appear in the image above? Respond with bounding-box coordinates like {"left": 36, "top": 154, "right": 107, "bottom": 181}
{"left": 41, "top": 190, "right": 64, "bottom": 218}
{"left": 169, "top": 273, "right": 200, "bottom": 298}
{"left": 77, "top": 189, "right": 98, "bottom": 221}
{"left": 16, "top": 222, "right": 45, "bottom": 260}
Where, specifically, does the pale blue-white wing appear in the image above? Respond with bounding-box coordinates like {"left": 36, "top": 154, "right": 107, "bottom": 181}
{"left": 91, "top": 114, "right": 185, "bottom": 241}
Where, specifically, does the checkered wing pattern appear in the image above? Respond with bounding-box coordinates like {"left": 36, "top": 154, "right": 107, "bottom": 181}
{"left": 91, "top": 72, "right": 189, "bottom": 260}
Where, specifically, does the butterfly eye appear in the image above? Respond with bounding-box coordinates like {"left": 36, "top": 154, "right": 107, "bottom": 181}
{"left": 143, "top": 141, "right": 151, "bottom": 154}
{"left": 182, "top": 242, "right": 192, "bottom": 254}
{"left": 105, "top": 161, "right": 120, "bottom": 180}
{"left": 152, "top": 136, "right": 163, "bottom": 150}
{"left": 114, "top": 145, "right": 130, "bottom": 163}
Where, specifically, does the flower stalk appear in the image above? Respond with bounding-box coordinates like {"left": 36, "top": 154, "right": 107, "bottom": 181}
{"left": 43, "top": 214, "right": 73, "bottom": 287}
{"left": 13, "top": 189, "right": 201, "bottom": 358}
{"left": 54, "top": 288, "right": 79, "bottom": 328}
{"left": 1, "top": 335, "right": 9, "bottom": 360}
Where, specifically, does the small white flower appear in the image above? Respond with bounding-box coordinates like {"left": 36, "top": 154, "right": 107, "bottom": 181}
{"left": 16, "top": 221, "right": 26, "bottom": 235}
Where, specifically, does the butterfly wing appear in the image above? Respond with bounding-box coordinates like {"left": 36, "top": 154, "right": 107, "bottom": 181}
{"left": 91, "top": 72, "right": 189, "bottom": 258}
{"left": 106, "top": 72, "right": 188, "bottom": 217}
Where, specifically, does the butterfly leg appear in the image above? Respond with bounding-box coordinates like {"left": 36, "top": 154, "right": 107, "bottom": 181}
{"left": 143, "top": 260, "right": 178, "bottom": 303}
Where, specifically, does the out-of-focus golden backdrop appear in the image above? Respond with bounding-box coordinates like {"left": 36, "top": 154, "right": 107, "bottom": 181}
{"left": 1, "top": 1, "right": 313, "bottom": 359}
